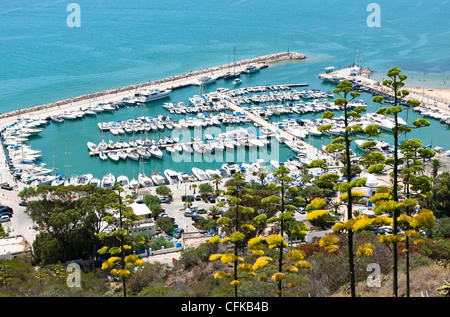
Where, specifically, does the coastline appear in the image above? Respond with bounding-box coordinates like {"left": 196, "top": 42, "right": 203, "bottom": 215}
{"left": 0, "top": 51, "right": 306, "bottom": 127}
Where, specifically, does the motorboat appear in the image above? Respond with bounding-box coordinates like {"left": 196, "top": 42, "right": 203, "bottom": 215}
{"left": 117, "top": 175, "right": 130, "bottom": 189}
{"left": 87, "top": 142, "right": 98, "bottom": 152}
{"left": 177, "top": 172, "right": 190, "bottom": 183}
{"left": 150, "top": 172, "right": 166, "bottom": 186}
{"left": 243, "top": 64, "right": 260, "bottom": 73}
{"left": 127, "top": 150, "right": 140, "bottom": 161}
{"left": 118, "top": 151, "right": 128, "bottom": 160}
{"left": 232, "top": 78, "right": 242, "bottom": 85}
{"left": 195, "top": 75, "right": 216, "bottom": 86}
{"left": 89, "top": 178, "right": 101, "bottom": 187}
{"left": 149, "top": 146, "right": 163, "bottom": 159}
{"left": 132, "top": 87, "right": 172, "bottom": 103}
{"left": 99, "top": 151, "right": 108, "bottom": 161}
{"left": 205, "top": 169, "right": 221, "bottom": 179}
{"left": 129, "top": 178, "right": 140, "bottom": 190}
{"left": 139, "top": 172, "right": 154, "bottom": 188}
{"left": 192, "top": 167, "right": 208, "bottom": 181}
{"left": 222, "top": 162, "right": 240, "bottom": 176}
{"left": 78, "top": 174, "right": 93, "bottom": 185}
{"left": 51, "top": 174, "right": 65, "bottom": 187}
{"left": 182, "top": 143, "right": 193, "bottom": 153}
{"left": 164, "top": 169, "right": 179, "bottom": 184}
{"left": 101, "top": 173, "right": 116, "bottom": 189}
{"left": 107, "top": 151, "right": 120, "bottom": 161}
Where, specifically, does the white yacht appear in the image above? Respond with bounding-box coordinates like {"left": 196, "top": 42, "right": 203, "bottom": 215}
{"left": 195, "top": 75, "right": 216, "bottom": 86}
{"left": 51, "top": 174, "right": 65, "bottom": 187}
{"left": 150, "top": 172, "right": 166, "bottom": 186}
{"left": 107, "top": 151, "right": 120, "bottom": 161}
{"left": 222, "top": 162, "right": 240, "bottom": 176}
{"left": 132, "top": 87, "right": 172, "bottom": 103}
{"left": 99, "top": 151, "right": 108, "bottom": 161}
{"left": 192, "top": 167, "right": 208, "bottom": 181}
{"left": 78, "top": 174, "right": 93, "bottom": 186}
{"left": 233, "top": 78, "right": 242, "bottom": 85}
{"left": 89, "top": 178, "right": 101, "bottom": 187}
{"left": 149, "top": 146, "right": 164, "bottom": 159}
{"left": 101, "top": 173, "right": 116, "bottom": 189}
{"left": 117, "top": 175, "right": 130, "bottom": 189}
{"left": 243, "top": 64, "right": 260, "bottom": 73}
{"left": 130, "top": 178, "right": 140, "bottom": 190}
{"left": 87, "top": 142, "right": 98, "bottom": 152}
{"left": 177, "top": 172, "right": 190, "bottom": 183}
{"left": 164, "top": 169, "right": 179, "bottom": 184}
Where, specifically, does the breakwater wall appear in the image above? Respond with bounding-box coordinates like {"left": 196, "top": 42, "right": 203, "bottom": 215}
{"left": 0, "top": 51, "right": 306, "bottom": 120}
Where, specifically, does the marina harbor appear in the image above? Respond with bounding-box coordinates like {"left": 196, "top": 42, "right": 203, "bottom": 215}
{"left": 1, "top": 58, "right": 449, "bottom": 192}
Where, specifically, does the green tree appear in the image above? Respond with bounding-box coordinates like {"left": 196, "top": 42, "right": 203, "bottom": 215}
{"left": 319, "top": 79, "right": 368, "bottom": 297}
{"left": 155, "top": 185, "right": 172, "bottom": 198}
{"left": 372, "top": 67, "right": 430, "bottom": 297}
{"left": 97, "top": 183, "right": 145, "bottom": 297}
{"left": 207, "top": 172, "right": 255, "bottom": 297}
{"left": 199, "top": 183, "right": 213, "bottom": 194}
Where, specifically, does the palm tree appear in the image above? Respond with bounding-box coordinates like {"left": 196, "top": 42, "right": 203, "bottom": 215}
{"left": 192, "top": 184, "right": 197, "bottom": 194}
{"left": 252, "top": 167, "right": 267, "bottom": 185}
{"left": 212, "top": 174, "right": 222, "bottom": 192}
{"left": 431, "top": 159, "right": 442, "bottom": 178}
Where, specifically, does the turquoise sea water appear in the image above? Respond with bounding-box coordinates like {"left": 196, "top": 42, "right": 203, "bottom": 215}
{"left": 2, "top": 0, "right": 450, "bottom": 180}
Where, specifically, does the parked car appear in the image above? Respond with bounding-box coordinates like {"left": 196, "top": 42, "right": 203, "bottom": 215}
{"left": 18, "top": 201, "right": 29, "bottom": 206}
{"left": 217, "top": 197, "right": 226, "bottom": 203}
{"left": 0, "top": 215, "right": 11, "bottom": 223}
{"left": 194, "top": 194, "right": 202, "bottom": 201}
{"left": 0, "top": 183, "right": 13, "bottom": 191}
{"left": 296, "top": 207, "right": 306, "bottom": 214}
{"left": 160, "top": 197, "right": 171, "bottom": 204}
{"left": 192, "top": 215, "right": 203, "bottom": 223}
{"left": 184, "top": 209, "right": 192, "bottom": 217}
{"left": 171, "top": 228, "right": 184, "bottom": 238}
{"left": 0, "top": 211, "right": 13, "bottom": 217}
{"left": 0, "top": 206, "right": 13, "bottom": 214}
{"left": 207, "top": 196, "right": 216, "bottom": 203}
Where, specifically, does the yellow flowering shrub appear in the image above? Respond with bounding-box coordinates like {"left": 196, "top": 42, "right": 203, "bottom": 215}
{"left": 209, "top": 254, "right": 223, "bottom": 261}
{"left": 284, "top": 266, "right": 298, "bottom": 273}
{"left": 230, "top": 232, "right": 245, "bottom": 243}
{"left": 208, "top": 236, "right": 220, "bottom": 244}
{"left": 369, "top": 192, "right": 392, "bottom": 203}
{"left": 241, "top": 224, "right": 256, "bottom": 231}
{"left": 294, "top": 260, "right": 312, "bottom": 269}
{"left": 220, "top": 253, "right": 237, "bottom": 264}
{"left": 266, "top": 234, "right": 284, "bottom": 246}
{"left": 220, "top": 237, "right": 231, "bottom": 244}
{"left": 332, "top": 222, "right": 347, "bottom": 233}
{"left": 379, "top": 234, "right": 404, "bottom": 245}
{"left": 214, "top": 271, "right": 231, "bottom": 279}
{"left": 117, "top": 269, "right": 131, "bottom": 278}
{"left": 271, "top": 273, "right": 286, "bottom": 282}
{"left": 353, "top": 216, "right": 373, "bottom": 232}
{"left": 319, "top": 235, "right": 339, "bottom": 253}
{"left": 258, "top": 275, "right": 268, "bottom": 282}
{"left": 306, "top": 209, "right": 329, "bottom": 222}
{"left": 252, "top": 256, "right": 272, "bottom": 270}
{"left": 371, "top": 216, "right": 393, "bottom": 227}
{"left": 246, "top": 272, "right": 256, "bottom": 279}
{"left": 339, "top": 191, "right": 365, "bottom": 202}
{"left": 238, "top": 264, "right": 253, "bottom": 272}
{"left": 286, "top": 250, "right": 306, "bottom": 261}
{"left": 230, "top": 280, "right": 241, "bottom": 286}
{"left": 411, "top": 209, "right": 435, "bottom": 229}
{"left": 356, "top": 243, "right": 375, "bottom": 257}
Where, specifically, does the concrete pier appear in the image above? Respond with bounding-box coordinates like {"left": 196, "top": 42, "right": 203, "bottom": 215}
{"left": 319, "top": 66, "right": 450, "bottom": 114}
